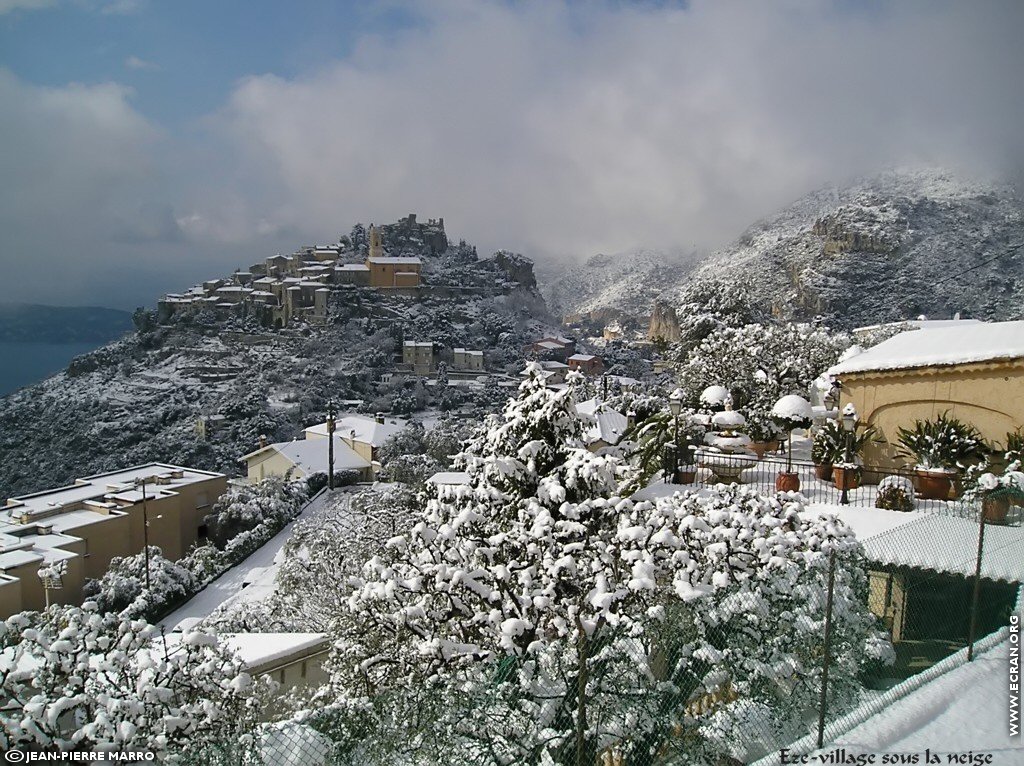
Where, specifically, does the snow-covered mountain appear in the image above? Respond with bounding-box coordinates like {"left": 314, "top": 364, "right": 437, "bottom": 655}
{"left": 541, "top": 168, "right": 1024, "bottom": 331}
{"left": 542, "top": 248, "right": 701, "bottom": 324}
{"left": 676, "top": 168, "right": 1024, "bottom": 329}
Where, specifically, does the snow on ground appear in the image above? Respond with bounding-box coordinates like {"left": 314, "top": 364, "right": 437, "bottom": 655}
{"left": 825, "top": 634, "right": 1021, "bottom": 760}
{"left": 159, "top": 488, "right": 346, "bottom": 630}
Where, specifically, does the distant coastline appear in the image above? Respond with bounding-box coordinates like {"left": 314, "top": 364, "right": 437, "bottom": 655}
{"left": 0, "top": 341, "right": 104, "bottom": 396}
{"left": 0, "top": 304, "right": 133, "bottom": 396}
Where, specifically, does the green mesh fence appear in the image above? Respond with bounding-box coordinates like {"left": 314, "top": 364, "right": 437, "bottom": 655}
{"left": 178, "top": 498, "right": 1023, "bottom": 766}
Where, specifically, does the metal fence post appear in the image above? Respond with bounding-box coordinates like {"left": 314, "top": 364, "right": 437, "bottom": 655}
{"left": 967, "top": 509, "right": 988, "bottom": 662}
{"left": 816, "top": 549, "right": 837, "bottom": 749}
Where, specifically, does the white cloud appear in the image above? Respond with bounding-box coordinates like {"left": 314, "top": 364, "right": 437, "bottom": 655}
{"left": 124, "top": 55, "right": 159, "bottom": 71}
{"left": 0, "top": 0, "right": 57, "bottom": 14}
{"left": 204, "top": 0, "right": 1024, "bottom": 264}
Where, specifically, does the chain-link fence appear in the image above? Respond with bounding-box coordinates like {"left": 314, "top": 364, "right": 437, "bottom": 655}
{"left": 179, "top": 485, "right": 1023, "bottom": 766}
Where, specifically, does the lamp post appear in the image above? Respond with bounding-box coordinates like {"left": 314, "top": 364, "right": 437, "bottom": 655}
{"left": 840, "top": 404, "right": 857, "bottom": 505}
{"left": 134, "top": 477, "right": 152, "bottom": 592}
{"left": 327, "top": 399, "right": 337, "bottom": 490}
{"left": 669, "top": 395, "right": 683, "bottom": 483}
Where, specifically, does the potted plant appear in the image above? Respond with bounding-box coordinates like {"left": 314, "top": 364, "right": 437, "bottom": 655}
{"left": 830, "top": 407, "right": 879, "bottom": 493}
{"left": 811, "top": 419, "right": 845, "bottom": 481}
{"left": 966, "top": 463, "right": 1024, "bottom": 524}
{"left": 771, "top": 394, "right": 813, "bottom": 492}
{"left": 896, "top": 412, "right": 988, "bottom": 500}
{"left": 746, "top": 414, "right": 782, "bottom": 459}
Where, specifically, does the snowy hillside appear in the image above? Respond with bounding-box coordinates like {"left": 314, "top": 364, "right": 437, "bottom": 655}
{"left": 675, "top": 168, "right": 1024, "bottom": 329}
{"left": 0, "top": 225, "right": 553, "bottom": 499}
{"left": 541, "top": 248, "right": 701, "bottom": 324}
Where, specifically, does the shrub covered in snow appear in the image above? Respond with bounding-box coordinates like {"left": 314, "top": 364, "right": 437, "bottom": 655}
{"left": 205, "top": 476, "right": 308, "bottom": 549}
{"left": 83, "top": 546, "right": 195, "bottom": 620}
{"left": 309, "top": 367, "right": 892, "bottom": 764}
{"left": 677, "top": 322, "right": 850, "bottom": 443}
{"left": 0, "top": 603, "right": 263, "bottom": 754}
{"left": 875, "top": 476, "right": 916, "bottom": 512}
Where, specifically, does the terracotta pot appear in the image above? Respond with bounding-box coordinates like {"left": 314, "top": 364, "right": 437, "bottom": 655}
{"left": 675, "top": 468, "right": 697, "bottom": 485}
{"left": 914, "top": 471, "right": 954, "bottom": 501}
{"left": 833, "top": 466, "right": 860, "bottom": 491}
{"left": 750, "top": 440, "right": 781, "bottom": 459}
{"left": 775, "top": 472, "right": 800, "bottom": 493}
{"left": 982, "top": 495, "right": 1010, "bottom": 524}
{"left": 814, "top": 463, "right": 833, "bottom": 481}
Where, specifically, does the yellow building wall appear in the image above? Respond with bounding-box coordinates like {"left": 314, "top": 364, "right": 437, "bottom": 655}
{"left": 839, "top": 361, "right": 1024, "bottom": 471}
{"left": 0, "top": 576, "right": 22, "bottom": 616}
{"left": 246, "top": 451, "right": 305, "bottom": 483}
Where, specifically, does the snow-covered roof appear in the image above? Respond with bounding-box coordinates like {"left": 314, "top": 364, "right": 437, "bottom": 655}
{"left": 536, "top": 340, "right": 565, "bottom": 350}
{"left": 3, "top": 464, "right": 224, "bottom": 521}
{"left": 367, "top": 256, "right": 422, "bottom": 265}
{"left": 242, "top": 437, "right": 370, "bottom": 475}
{"left": 860, "top": 514, "right": 1024, "bottom": 582}
{"left": 304, "top": 415, "right": 404, "bottom": 448}
{"left": 335, "top": 263, "right": 370, "bottom": 271}
{"left": 586, "top": 408, "right": 627, "bottom": 446}
{"left": 829, "top": 320, "right": 1024, "bottom": 375}
{"left": 568, "top": 354, "right": 598, "bottom": 362}
{"left": 217, "top": 633, "right": 329, "bottom": 672}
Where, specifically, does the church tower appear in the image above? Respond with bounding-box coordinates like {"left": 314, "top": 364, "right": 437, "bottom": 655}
{"left": 368, "top": 224, "right": 383, "bottom": 260}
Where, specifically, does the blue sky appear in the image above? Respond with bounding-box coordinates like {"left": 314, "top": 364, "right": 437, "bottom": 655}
{"left": 1, "top": 1, "right": 1022, "bottom": 310}
{"left": 0, "top": 1, "right": 422, "bottom": 125}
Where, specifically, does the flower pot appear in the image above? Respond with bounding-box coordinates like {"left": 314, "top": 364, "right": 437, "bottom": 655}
{"left": 914, "top": 470, "right": 954, "bottom": 501}
{"left": 750, "top": 440, "right": 781, "bottom": 459}
{"left": 675, "top": 468, "right": 697, "bottom": 485}
{"left": 775, "top": 472, "right": 800, "bottom": 493}
{"left": 982, "top": 495, "right": 1010, "bottom": 524}
{"left": 833, "top": 466, "right": 860, "bottom": 491}
{"left": 814, "top": 463, "right": 833, "bottom": 481}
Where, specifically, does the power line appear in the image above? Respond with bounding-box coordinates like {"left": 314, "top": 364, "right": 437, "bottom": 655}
{"left": 930, "top": 241, "right": 1023, "bottom": 289}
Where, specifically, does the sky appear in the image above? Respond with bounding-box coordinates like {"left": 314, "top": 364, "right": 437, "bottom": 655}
{"left": 1, "top": 0, "right": 1023, "bottom": 310}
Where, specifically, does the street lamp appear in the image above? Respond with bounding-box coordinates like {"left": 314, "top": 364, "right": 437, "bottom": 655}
{"left": 134, "top": 477, "right": 153, "bottom": 591}
{"left": 327, "top": 399, "right": 337, "bottom": 490}
{"left": 840, "top": 404, "right": 858, "bottom": 505}
{"left": 669, "top": 395, "right": 683, "bottom": 483}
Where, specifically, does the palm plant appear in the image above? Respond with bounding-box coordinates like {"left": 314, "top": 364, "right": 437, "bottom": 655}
{"left": 896, "top": 412, "right": 988, "bottom": 472}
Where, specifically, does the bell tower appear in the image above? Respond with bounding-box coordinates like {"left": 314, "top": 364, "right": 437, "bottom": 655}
{"left": 368, "top": 224, "right": 383, "bottom": 260}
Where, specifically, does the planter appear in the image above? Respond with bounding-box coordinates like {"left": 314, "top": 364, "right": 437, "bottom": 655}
{"left": 750, "top": 440, "right": 781, "bottom": 459}
{"left": 982, "top": 495, "right": 1010, "bottom": 524}
{"left": 775, "top": 472, "right": 800, "bottom": 493}
{"left": 814, "top": 463, "right": 833, "bottom": 481}
{"left": 914, "top": 470, "right": 955, "bottom": 501}
{"left": 695, "top": 449, "right": 758, "bottom": 484}
{"left": 675, "top": 467, "right": 697, "bottom": 485}
{"left": 833, "top": 466, "right": 860, "bottom": 491}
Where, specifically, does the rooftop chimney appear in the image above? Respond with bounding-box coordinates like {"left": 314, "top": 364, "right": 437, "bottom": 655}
{"left": 374, "top": 412, "right": 385, "bottom": 424}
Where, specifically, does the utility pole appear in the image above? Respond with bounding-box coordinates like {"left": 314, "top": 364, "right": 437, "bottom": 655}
{"left": 327, "top": 399, "right": 337, "bottom": 490}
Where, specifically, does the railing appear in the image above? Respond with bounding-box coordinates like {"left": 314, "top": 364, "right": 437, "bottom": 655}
{"left": 664, "top": 451, "right": 1006, "bottom": 521}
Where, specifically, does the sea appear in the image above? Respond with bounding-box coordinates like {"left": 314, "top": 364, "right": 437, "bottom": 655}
{"left": 0, "top": 341, "right": 102, "bottom": 397}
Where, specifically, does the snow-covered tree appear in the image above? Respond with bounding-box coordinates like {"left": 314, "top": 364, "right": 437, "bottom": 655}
{"left": 0, "top": 603, "right": 263, "bottom": 756}
{"left": 204, "top": 476, "right": 307, "bottom": 549}
{"left": 677, "top": 323, "right": 850, "bottom": 441}
{"left": 83, "top": 546, "right": 195, "bottom": 620}
{"left": 312, "top": 367, "right": 891, "bottom": 764}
